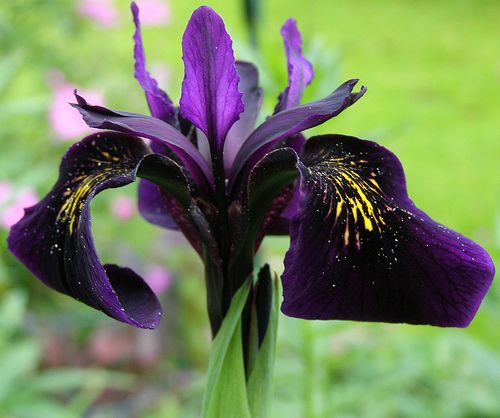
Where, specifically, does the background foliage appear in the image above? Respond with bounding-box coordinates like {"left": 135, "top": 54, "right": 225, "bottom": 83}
{"left": 0, "top": 0, "right": 499, "bottom": 416}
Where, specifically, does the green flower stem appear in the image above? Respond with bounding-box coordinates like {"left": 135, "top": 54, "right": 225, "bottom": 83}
{"left": 202, "top": 267, "right": 279, "bottom": 417}
{"left": 302, "top": 321, "right": 316, "bottom": 418}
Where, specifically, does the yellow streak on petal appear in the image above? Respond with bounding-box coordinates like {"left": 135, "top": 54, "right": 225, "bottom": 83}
{"left": 57, "top": 172, "right": 111, "bottom": 235}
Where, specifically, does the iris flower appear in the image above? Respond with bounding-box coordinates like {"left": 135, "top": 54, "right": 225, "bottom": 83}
{"left": 8, "top": 4, "right": 494, "bottom": 335}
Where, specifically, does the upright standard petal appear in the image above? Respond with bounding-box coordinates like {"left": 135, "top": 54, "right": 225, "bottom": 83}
{"left": 274, "top": 19, "right": 314, "bottom": 113}
{"left": 131, "top": 2, "right": 177, "bottom": 125}
{"left": 224, "top": 61, "right": 263, "bottom": 170}
{"left": 180, "top": 6, "right": 244, "bottom": 154}
{"left": 72, "top": 93, "right": 214, "bottom": 186}
{"left": 8, "top": 133, "right": 162, "bottom": 329}
{"left": 229, "top": 79, "right": 366, "bottom": 186}
{"left": 282, "top": 135, "right": 494, "bottom": 327}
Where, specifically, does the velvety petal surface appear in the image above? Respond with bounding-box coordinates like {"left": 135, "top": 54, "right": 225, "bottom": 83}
{"left": 8, "top": 132, "right": 162, "bottom": 328}
{"left": 229, "top": 79, "right": 366, "bottom": 186}
{"left": 138, "top": 179, "right": 178, "bottom": 229}
{"left": 274, "top": 19, "right": 314, "bottom": 113}
{"left": 131, "top": 2, "right": 177, "bottom": 125}
{"left": 137, "top": 141, "right": 178, "bottom": 230}
{"left": 72, "top": 93, "right": 214, "bottom": 186}
{"left": 224, "top": 61, "right": 262, "bottom": 171}
{"left": 282, "top": 135, "right": 494, "bottom": 327}
{"left": 180, "top": 6, "right": 244, "bottom": 154}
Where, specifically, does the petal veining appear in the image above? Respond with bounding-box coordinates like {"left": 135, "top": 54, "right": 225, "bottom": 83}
{"left": 180, "top": 6, "right": 244, "bottom": 155}
{"left": 282, "top": 135, "right": 494, "bottom": 327}
{"left": 8, "top": 132, "right": 162, "bottom": 328}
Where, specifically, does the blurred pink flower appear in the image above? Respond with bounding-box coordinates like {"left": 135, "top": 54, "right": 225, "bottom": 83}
{"left": 78, "top": 0, "right": 119, "bottom": 28}
{"left": 144, "top": 264, "right": 173, "bottom": 295}
{"left": 110, "top": 195, "right": 136, "bottom": 220}
{"left": 135, "top": 0, "right": 171, "bottom": 27}
{"left": 0, "top": 181, "right": 13, "bottom": 205}
{"left": 48, "top": 72, "right": 104, "bottom": 141}
{"left": 88, "top": 328, "right": 134, "bottom": 365}
{"left": 1, "top": 188, "right": 39, "bottom": 229}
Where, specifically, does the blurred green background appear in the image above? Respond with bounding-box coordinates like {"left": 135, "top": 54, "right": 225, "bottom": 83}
{"left": 0, "top": 0, "right": 499, "bottom": 417}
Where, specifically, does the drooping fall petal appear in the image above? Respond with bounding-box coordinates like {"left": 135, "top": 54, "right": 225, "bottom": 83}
{"left": 282, "top": 135, "right": 494, "bottom": 327}
{"left": 8, "top": 132, "right": 162, "bottom": 328}
{"left": 180, "top": 6, "right": 244, "bottom": 155}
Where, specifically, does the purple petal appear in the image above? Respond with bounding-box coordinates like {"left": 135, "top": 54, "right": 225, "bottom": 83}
{"left": 8, "top": 132, "right": 162, "bottom": 329}
{"left": 282, "top": 133, "right": 306, "bottom": 155}
{"left": 230, "top": 79, "right": 366, "bottom": 186}
{"left": 268, "top": 134, "right": 306, "bottom": 234}
{"left": 274, "top": 19, "right": 314, "bottom": 113}
{"left": 138, "top": 179, "right": 178, "bottom": 229}
{"left": 72, "top": 93, "right": 214, "bottom": 186}
{"left": 137, "top": 153, "right": 217, "bottom": 258}
{"left": 282, "top": 135, "right": 494, "bottom": 327}
{"left": 278, "top": 183, "right": 300, "bottom": 221}
{"left": 224, "top": 61, "right": 263, "bottom": 171}
{"left": 131, "top": 2, "right": 177, "bottom": 125}
{"left": 136, "top": 138, "right": 179, "bottom": 231}
{"left": 180, "top": 6, "right": 244, "bottom": 155}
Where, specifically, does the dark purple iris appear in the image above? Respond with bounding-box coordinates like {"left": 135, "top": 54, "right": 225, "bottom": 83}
{"left": 8, "top": 4, "right": 494, "bottom": 334}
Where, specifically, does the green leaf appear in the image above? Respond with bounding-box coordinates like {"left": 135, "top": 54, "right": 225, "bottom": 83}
{"left": 29, "top": 369, "right": 134, "bottom": 394}
{"left": 247, "top": 270, "right": 280, "bottom": 418}
{"left": 9, "top": 398, "right": 70, "bottom": 418}
{"left": 0, "top": 289, "right": 28, "bottom": 340}
{"left": 0, "top": 52, "right": 24, "bottom": 93}
{"left": 0, "top": 341, "right": 41, "bottom": 403}
{"left": 202, "top": 279, "right": 252, "bottom": 418}
{"left": 245, "top": 264, "right": 273, "bottom": 377}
